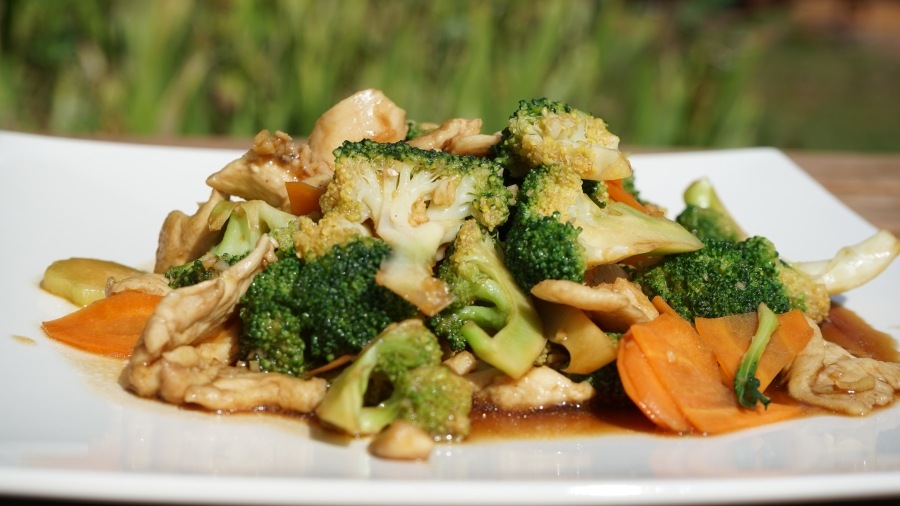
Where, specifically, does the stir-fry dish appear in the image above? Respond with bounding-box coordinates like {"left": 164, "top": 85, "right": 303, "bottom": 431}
{"left": 40, "top": 89, "right": 900, "bottom": 461}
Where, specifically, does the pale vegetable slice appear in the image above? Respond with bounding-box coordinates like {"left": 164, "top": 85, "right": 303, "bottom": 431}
{"left": 41, "top": 258, "right": 144, "bottom": 306}
{"left": 535, "top": 299, "right": 617, "bottom": 375}
{"left": 792, "top": 229, "right": 900, "bottom": 295}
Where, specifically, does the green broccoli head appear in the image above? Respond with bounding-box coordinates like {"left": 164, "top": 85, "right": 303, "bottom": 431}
{"left": 238, "top": 254, "right": 307, "bottom": 375}
{"left": 675, "top": 177, "right": 746, "bottom": 244}
{"left": 238, "top": 215, "right": 418, "bottom": 376}
{"left": 320, "top": 139, "right": 513, "bottom": 317}
{"left": 208, "top": 200, "right": 297, "bottom": 258}
{"left": 315, "top": 319, "right": 474, "bottom": 441}
{"left": 504, "top": 164, "right": 703, "bottom": 291}
{"left": 631, "top": 236, "right": 829, "bottom": 322}
{"left": 164, "top": 251, "right": 244, "bottom": 289}
{"left": 494, "top": 98, "right": 632, "bottom": 181}
{"left": 428, "top": 219, "right": 546, "bottom": 379}
{"left": 164, "top": 199, "right": 298, "bottom": 289}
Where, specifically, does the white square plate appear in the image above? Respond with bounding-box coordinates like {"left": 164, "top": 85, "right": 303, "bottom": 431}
{"left": 1, "top": 131, "right": 898, "bottom": 504}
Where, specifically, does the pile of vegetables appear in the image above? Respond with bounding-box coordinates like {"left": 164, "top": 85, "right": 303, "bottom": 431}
{"left": 39, "top": 91, "right": 900, "bottom": 460}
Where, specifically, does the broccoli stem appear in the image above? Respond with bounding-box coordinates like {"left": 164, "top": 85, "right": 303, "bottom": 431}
{"left": 734, "top": 303, "right": 781, "bottom": 409}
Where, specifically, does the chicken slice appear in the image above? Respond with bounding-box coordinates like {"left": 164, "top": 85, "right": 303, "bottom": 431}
{"left": 478, "top": 366, "right": 595, "bottom": 411}
{"left": 785, "top": 318, "right": 900, "bottom": 416}
{"left": 587, "top": 278, "right": 659, "bottom": 333}
{"left": 206, "top": 130, "right": 310, "bottom": 212}
{"left": 154, "top": 189, "right": 227, "bottom": 273}
{"left": 123, "top": 236, "right": 327, "bottom": 413}
{"left": 530, "top": 278, "right": 656, "bottom": 334}
{"left": 305, "top": 89, "right": 408, "bottom": 175}
{"left": 407, "top": 118, "right": 500, "bottom": 157}
{"left": 106, "top": 272, "right": 173, "bottom": 297}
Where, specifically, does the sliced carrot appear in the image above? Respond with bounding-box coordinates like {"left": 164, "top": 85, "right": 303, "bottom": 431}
{"left": 42, "top": 291, "right": 163, "bottom": 358}
{"left": 607, "top": 179, "right": 650, "bottom": 214}
{"left": 285, "top": 181, "right": 324, "bottom": 216}
{"left": 617, "top": 337, "right": 692, "bottom": 432}
{"left": 618, "top": 310, "right": 804, "bottom": 434}
{"left": 650, "top": 295, "right": 681, "bottom": 319}
{"left": 695, "top": 309, "right": 813, "bottom": 391}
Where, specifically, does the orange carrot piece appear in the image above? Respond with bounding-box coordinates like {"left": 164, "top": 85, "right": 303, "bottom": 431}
{"left": 618, "top": 311, "right": 805, "bottom": 434}
{"left": 607, "top": 179, "right": 650, "bottom": 214}
{"left": 695, "top": 309, "right": 813, "bottom": 391}
{"left": 651, "top": 295, "right": 681, "bottom": 319}
{"left": 617, "top": 336, "right": 692, "bottom": 432}
{"left": 285, "top": 181, "right": 324, "bottom": 216}
{"left": 42, "top": 291, "right": 163, "bottom": 358}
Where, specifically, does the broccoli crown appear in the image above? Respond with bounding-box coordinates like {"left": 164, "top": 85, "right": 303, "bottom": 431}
{"left": 504, "top": 164, "right": 702, "bottom": 291}
{"left": 324, "top": 139, "right": 511, "bottom": 230}
{"left": 295, "top": 236, "right": 419, "bottom": 363}
{"left": 164, "top": 252, "right": 245, "bottom": 289}
{"left": 238, "top": 254, "right": 307, "bottom": 375}
{"left": 493, "top": 97, "right": 632, "bottom": 181}
{"left": 428, "top": 220, "right": 546, "bottom": 379}
{"left": 631, "top": 236, "right": 799, "bottom": 321}
{"left": 208, "top": 200, "right": 297, "bottom": 258}
{"left": 320, "top": 139, "right": 513, "bottom": 316}
{"left": 392, "top": 364, "right": 473, "bottom": 440}
{"left": 315, "top": 319, "right": 474, "bottom": 441}
{"left": 504, "top": 209, "right": 587, "bottom": 292}
{"left": 238, "top": 235, "right": 418, "bottom": 376}
{"left": 675, "top": 178, "right": 745, "bottom": 244}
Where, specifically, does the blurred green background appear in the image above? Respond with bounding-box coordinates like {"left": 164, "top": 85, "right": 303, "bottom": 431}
{"left": 1, "top": 0, "right": 898, "bottom": 151}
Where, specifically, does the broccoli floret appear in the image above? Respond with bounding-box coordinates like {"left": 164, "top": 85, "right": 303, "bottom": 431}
{"left": 164, "top": 199, "right": 297, "bottom": 288}
{"left": 631, "top": 236, "right": 830, "bottom": 322}
{"left": 504, "top": 164, "right": 703, "bottom": 291}
{"left": 734, "top": 303, "right": 780, "bottom": 409}
{"left": 164, "top": 251, "right": 245, "bottom": 289}
{"left": 494, "top": 98, "right": 632, "bottom": 181}
{"left": 320, "top": 139, "right": 513, "bottom": 316}
{"left": 315, "top": 319, "right": 474, "bottom": 441}
{"left": 675, "top": 177, "right": 746, "bottom": 243}
{"left": 207, "top": 200, "right": 297, "bottom": 257}
{"left": 238, "top": 254, "right": 307, "bottom": 375}
{"left": 238, "top": 215, "right": 418, "bottom": 376}
{"left": 428, "top": 220, "right": 546, "bottom": 379}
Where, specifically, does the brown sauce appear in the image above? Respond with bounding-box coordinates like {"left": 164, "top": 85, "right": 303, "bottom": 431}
{"left": 820, "top": 304, "right": 899, "bottom": 362}
{"left": 468, "top": 401, "right": 661, "bottom": 442}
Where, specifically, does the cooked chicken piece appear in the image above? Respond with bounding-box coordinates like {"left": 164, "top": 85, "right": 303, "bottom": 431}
{"left": 123, "top": 236, "right": 327, "bottom": 414}
{"left": 127, "top": 235, "right": 277, "bottom": 396}
{"left": 531, "top": 279, "right": 629, "bottom": 311}
{"left": 206, "top": 130, "right": 310, "bottom": 212}
{"left": 183, "top": 365, "right": 327, "bottom": 414}
{"left": 446, "top": 133, "right": 502, "bottom": 157}
{"left": 368, "top": 421, "right": 435, "bottom": 461}
{"left": 305, "top": 89, "right": 408, "bottom": 175}
{"left": 443, "top": 350, "right": 478, "bottom": 376}
{"left": 588, "top": 278, "right": 659, "bottom": 333}
{"left": 154, "top": 189, "right": 227, "bottom": 273}
{"left": 531, "top": 278, "right": 658, "bottom": 334}
{"left": 407, "top": 118, "right": 500, "bottom": 157}
{"left": 478, "top": 366, "right": 595, "bottom": 411}
{"left": 106, "top": 272, "right": 173, "bottom": 297}
{"left": 785, "top": 318, "right": 900, "bottom": 416}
